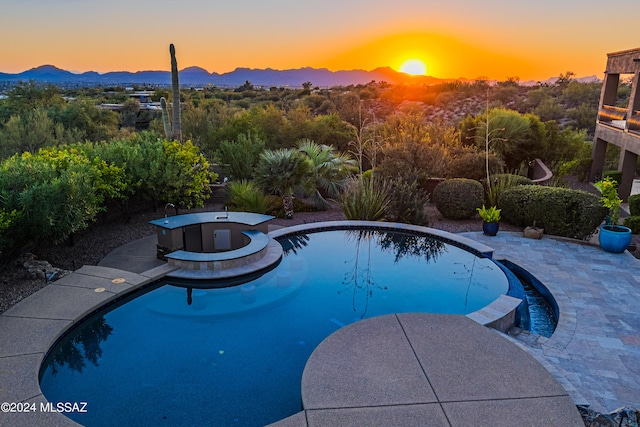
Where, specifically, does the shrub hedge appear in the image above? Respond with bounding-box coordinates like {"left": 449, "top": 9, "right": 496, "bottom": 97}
{"left": 432, "top": 178, "right": 484, "bottom": 220}
{"left": 623, "top": 216, "right": 640, "bottom": 234}
{"left": 499, "top": 185, "right": 608, "bottom": 239}
{"left": 627, "top": 194, "right": 640, "bottom": 216}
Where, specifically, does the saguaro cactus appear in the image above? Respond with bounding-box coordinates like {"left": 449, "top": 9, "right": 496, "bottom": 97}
{"left": 169, "top": 43, "right": 182, "bottom": 142}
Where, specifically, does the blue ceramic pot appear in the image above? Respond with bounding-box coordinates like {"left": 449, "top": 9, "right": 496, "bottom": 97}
{"left": 482, "top": 221, "right": 499, "bottom": 236}
{"left": 599, "top": 225, "right": 632, "bottom": 253}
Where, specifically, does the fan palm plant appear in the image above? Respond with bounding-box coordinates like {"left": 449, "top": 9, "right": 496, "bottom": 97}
{"left": 254, "top": 148, "right": 312, "bottom": 219}
{"left": 297, "top": 139, "right": 357, "bottom": 210}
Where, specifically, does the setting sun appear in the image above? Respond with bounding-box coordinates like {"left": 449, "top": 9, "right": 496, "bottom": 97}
{"left": 399, "top": 58, "right": 427, "bottom": 75}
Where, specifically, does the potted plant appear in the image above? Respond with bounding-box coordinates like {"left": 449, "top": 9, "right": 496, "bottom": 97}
{"left": 594, "top": 177, "right": 632, "bottom": 253}
{"left": 477, "top": 205, "right": 501, "bottom": 236}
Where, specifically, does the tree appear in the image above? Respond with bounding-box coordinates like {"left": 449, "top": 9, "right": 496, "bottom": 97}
{"left": 4, "top": 81, "right": 64, "bottom": 115}
{"left": 470, "top": 108, "right": 541, "bottom": 172}
{"left": 119, "top": 98, "right": 140, "bottom": 129}
{"left": 297, "top": 139, "right": 356, "bottom": 209}
{"left": 250, "top": 104, "right": 291, "bottom": 149}
{"left": 377, "top": 111, "right": 452, "bottom": 183}
{"left": 0, "top": 107, "right": 76, "bottom": 158}
{"left": 49, "top": 97, "right": 120, "bottom": 142}
{"left": 533, "top": 98, "right": 564, "bottom": 122}
{"left": 217, "top": 132, "right": 265, "bottom": 180}
{"left": 561, "top": 81, "right": 600, "bottom": 109}
{"left": 157, "top": 140, "right": 212, "bottom": 209}
{"left": 236, "top": 80, "right": 255, "bottom": 92}
{"left": 254, "top": 149, "right": 312, "bottom": 219}
{"left": 300, "top": 81, "right": 313, "bottom": 96}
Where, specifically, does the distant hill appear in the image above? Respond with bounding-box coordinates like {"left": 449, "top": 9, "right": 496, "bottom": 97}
{"left": 0, "top": 65, "right": 462, "bottom": 88}
{"left": 0, "top": 65, "right": 600, "bottom": 88}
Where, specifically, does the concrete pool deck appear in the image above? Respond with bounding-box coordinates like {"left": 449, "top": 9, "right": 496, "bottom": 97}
{"left": 1, "top": 228, "right": 638, "bottom": 425}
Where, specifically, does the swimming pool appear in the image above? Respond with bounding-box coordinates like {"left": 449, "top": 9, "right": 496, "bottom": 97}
{"left": 39, "top": 227, "right": 510, "bottom": 426}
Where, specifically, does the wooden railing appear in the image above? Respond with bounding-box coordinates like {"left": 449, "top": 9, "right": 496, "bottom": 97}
{"left": 628, "top": 110, "right": 640, "bottom": 133}
{"left": 597, "top": 105, "right": 627, "bottom": 122}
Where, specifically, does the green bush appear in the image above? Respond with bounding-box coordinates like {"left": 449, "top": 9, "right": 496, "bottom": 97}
{"left": 217, "top": 132, "right": 265, "bottom": 181}
{"left": 627, "top": 194, "right": 640, "bottom": 216}
{"left": 623, "top": 216, "right": 640, "bottom": 234}
{"left": 432, "top": 178, "right": 484, "bottom": 220}
{"left": 603, "top": 170, "right": 622, "bottom": 183}
{"left": 387, "top": 176, "right": 430, "bottom": 226}
{"left": 499, "top": 185, "right": 608, "bottom": 239}
{"left": 0, "top": 150, "right": 101, "bottom": 249}
{"left": 485, "top": 174, "right": 533, "bottom": 206}
{"left": 0, "top": 133, "right": 215, "bottom": 258}
{"left": 226, "top": 180, "right": 274, "bottom": 214}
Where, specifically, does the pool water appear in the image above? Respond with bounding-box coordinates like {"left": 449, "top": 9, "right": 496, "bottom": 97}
{"left": 39, "top": 229, "right": 509, "bottom": 426}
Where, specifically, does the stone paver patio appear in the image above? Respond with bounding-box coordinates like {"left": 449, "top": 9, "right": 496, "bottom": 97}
{"left": 460, "top": 231, "right": 640, "bottom": 413}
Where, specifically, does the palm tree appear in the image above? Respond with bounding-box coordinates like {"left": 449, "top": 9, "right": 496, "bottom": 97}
{"left": 254, "top": 148, "right": 312, "bottom": 219}
{"left": 297, "top": 139, "right": 357, "bottom": 210}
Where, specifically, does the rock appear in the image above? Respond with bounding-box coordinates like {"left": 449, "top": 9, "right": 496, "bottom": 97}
{"left": 19, "top": 253, "right": 71, "bottom": 282}
{"left": 579, "top": 405, "right": 640, "bottom": 427}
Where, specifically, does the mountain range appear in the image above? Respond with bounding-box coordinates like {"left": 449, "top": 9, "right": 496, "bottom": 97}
{"left": 0, "top": 65, "right": 600, "bottom": 88}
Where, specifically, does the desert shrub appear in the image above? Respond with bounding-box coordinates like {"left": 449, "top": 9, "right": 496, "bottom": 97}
{"left": 603, "top": 170, "right": 622, "bottom": 183}
{"left": 499, "top": 185, "right": 608, "bottom": 239}
{"left": 0, "top": 208, "right": 20, "bottom": 255}
{"left": 340, "top": 176, "right": 390, "bottom": 221}
{"left": 446, "top": 149, "right": 503, "bottom": 181}
{"left": 226, "top": 180, "right": 274, "bottom": 214}
{"left": 627, "top": 194, "right": 640, "bottom": 216}
{"left": 386, "top": 176, "right": 430, "bottom": 226}
{"left": 217, "top": 133, "right": 265, "bottom": 181}
{"left": 432, "top": 178, "right": 484, "bottom": 220}
{"left": 0, "top": 150, "right": 101, "bottom": 251}
{"left": 623, "top": 216, "right": 640, "bottom": 234}
{"left": 159, "top": 140, "right": 213, "bottom": 209}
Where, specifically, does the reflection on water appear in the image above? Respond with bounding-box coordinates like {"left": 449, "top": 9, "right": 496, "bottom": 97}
{"left": 279, "top": 233, "right": 310, "bottom": 255}
{"left": 338, "top": 230, "right": 446, "bottom": 318}
{"left": 45, "top": 316, "right": 113, "bottom": 375}
{"left": 375, "top": 231, "right": 445, "bottom": 263}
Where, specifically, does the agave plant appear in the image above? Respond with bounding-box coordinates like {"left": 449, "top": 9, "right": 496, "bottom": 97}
{"left": 254, "top": 148, "right": 313, "bottom": 219}
{"left": 339, "top": 175, "right": 390, "bottom": 221}
{"left": 297, "top": 139, "right": 357, "bottom": 210}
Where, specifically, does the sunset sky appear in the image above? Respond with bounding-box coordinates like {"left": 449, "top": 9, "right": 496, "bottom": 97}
{"left": 1, "top": 0, "right": 638, "bottom": 81}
